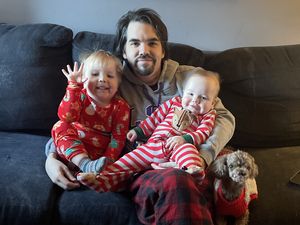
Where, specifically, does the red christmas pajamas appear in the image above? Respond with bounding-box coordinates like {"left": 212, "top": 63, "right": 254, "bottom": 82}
{"left": 52, "top": 81, "right": 130, "bottom": 162}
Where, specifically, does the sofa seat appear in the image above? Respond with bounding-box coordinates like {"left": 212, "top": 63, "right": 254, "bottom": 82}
{"left": 1, "top": 131, "right": 53, "bottom": 225}
{"left": 0, "top": 131, "right": 141, "bottom": 225}
{"left": 246, "top": 146, "right": 300, "bottom": 224}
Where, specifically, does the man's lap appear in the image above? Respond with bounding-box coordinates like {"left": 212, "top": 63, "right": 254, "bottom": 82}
{"left": 130, "top": 168, "right": 214, "bottom": 225}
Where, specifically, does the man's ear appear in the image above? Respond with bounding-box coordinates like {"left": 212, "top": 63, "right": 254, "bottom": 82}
{"left": 123, "top": 51, "right": 127, "bottom": 60}
{"left": 161, "top": 49, "right": 165, "bottom": 59}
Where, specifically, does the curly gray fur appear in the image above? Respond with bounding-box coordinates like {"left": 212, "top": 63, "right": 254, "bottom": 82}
{"left": 208, "top": 150, "right": 259, "bottom": 225}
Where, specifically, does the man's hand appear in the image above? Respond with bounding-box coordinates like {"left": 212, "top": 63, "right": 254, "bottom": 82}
{"left": 45, "top": 153, "right": 80, "bottom": 190}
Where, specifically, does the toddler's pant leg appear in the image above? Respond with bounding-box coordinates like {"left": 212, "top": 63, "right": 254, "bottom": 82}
{"left": 51, "top": 121, "right": 86, "bottom": 161}
{"left": 98, "top": 142, "right": 166, "bottom": 191}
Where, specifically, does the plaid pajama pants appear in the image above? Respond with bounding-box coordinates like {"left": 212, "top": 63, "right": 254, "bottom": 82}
{"left": 129, "top": 168, "right": 215, "bottom": 225}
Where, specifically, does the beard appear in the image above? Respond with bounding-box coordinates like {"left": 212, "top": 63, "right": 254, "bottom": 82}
{"left": 133, "top": 55, "right": 156, "bottom": 76}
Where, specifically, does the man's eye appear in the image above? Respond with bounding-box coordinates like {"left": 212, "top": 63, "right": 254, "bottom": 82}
{"left": 107, "top": 74, "right": 115, "bottom": 78}
{"left": 131, "top": 42, "right": 139, "bottom": 47}
{"left": 148, "top": 41, "right": 158, "bottom": 47}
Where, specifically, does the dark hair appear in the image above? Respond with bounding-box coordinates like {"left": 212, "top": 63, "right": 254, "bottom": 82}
{"left": 113, "top": 8, "right": 168, "bottom": 60}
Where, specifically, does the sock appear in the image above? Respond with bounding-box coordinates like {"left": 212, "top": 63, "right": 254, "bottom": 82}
{"left": 78, "top": 157, "right": 107, "bottom": 173}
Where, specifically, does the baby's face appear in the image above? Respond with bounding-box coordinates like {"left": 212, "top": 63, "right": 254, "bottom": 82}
{"left": 84, "top": 59, "right": 120, "bottom": 106}
{"left": 182, "top": 75, "right": 217, "bottom": 115}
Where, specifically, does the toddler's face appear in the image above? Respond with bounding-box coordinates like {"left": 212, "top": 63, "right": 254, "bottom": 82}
{"left": 182, "top": 75, "right": 217, "bottom": 115}
{"left": 84, "top": 60, "right": 120, "bottom": 106}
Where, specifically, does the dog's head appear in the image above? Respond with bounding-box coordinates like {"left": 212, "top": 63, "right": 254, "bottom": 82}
{"left": 209, "top": 150, "right": 258, "bottom": 184}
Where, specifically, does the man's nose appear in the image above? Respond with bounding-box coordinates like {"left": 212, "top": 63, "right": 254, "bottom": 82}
{"left": 139, "top": 43, "right": 149, "bottom": 55}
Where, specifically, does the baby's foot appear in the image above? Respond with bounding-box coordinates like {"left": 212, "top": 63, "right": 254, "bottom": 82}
{"left": 184, "top": 166, "right": 205, "bottom": 183}
{"left": 77, "top": 172, "right": 109, "bottom": 192}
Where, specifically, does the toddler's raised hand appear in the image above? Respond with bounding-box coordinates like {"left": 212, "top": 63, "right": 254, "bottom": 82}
{"left": 62, "top": 62, "right": 85, "bottom": 83}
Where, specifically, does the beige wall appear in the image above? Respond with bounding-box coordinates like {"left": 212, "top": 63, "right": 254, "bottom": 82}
{"left": 0, "top": 0, "right": 299, "bottom": 51}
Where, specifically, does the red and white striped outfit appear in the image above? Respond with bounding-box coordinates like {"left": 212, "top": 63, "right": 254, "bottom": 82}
{"left": 94, "top": 96, "right": 216, "bottom": 192}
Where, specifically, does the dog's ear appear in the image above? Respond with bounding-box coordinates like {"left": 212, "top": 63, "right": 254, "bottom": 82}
{"left": 248, "top": 154, "right": 259, "bottom": 178}
{"left": 208, "top": 154, "right": 228, "bottom": 179}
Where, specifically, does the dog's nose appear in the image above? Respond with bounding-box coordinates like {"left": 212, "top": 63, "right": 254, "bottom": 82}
{"left": 239, "top": 171, "right": 246, "bottom": 177}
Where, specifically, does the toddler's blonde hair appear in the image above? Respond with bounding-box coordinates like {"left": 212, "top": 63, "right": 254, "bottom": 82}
{"left": 80, "top": 50, "right": 123, "bottom": 82}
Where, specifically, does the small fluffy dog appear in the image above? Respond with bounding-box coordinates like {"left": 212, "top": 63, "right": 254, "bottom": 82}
{"left": 208, "top": 150, "right": 258, "bottom": 225}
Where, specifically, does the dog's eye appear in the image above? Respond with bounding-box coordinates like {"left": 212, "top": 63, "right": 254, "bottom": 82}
{"left": 228, "top": 164, "right": 233, "bottom": 168}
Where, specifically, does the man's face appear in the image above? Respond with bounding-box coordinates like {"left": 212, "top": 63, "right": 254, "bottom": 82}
{"left": 123, "top": 21, "right": 165, "bottom": 80}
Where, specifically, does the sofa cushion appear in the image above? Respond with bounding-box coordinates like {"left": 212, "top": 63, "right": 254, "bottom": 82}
{"left": 0, "top": 132, "right": 57, "bottom": 225}
{"left": 0, "top": 131, "right": 141, "bottom": 225}
{"left": 247, "top": 146, "right": 300, "bottom": 225}
{"left": 73, "top": 31, "right": 204, "bottom": 67}
{"left": 0, "top": 23, "right": 73, "bottom": 131}
{"left": 72, "top": 31, "right": 115, "bottom": 62}
{"left": 205, "top": 45, "right": 300, "bottom": 147}
{"left": 57, "top": 189, "right": 141, "bottom": 225}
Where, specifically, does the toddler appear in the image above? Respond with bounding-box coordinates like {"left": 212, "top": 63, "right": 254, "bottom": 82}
{"left": 51, "top": 50, "right": 130, "bottom": 173}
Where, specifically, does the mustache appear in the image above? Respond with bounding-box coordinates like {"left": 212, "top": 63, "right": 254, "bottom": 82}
{"left": 137, "top": 54, "right": 154, "bottom": 60}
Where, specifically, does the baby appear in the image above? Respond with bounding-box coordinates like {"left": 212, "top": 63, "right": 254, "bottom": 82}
{"left": 51, "top": 50, "right": 130, "bottom": 173}
{"left": 77, "top": 67, "right": 221, "bottom": 191}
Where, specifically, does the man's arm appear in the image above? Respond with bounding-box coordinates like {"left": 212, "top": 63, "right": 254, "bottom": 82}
{"left": 45, "top": 138, "right": 80, "bottom": 190}
{"left": 199, "top": 97, "right": 235, "bottom": 166}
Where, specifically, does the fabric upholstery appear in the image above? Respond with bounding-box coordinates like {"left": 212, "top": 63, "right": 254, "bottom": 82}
{"left": 72, "top": 31, "right": 115, "bottom": 62}
{"left": 0, "top": 132, "right": 55, "bottom": 225}
{"left": 0, "top": 131, "right": 140, "bottom": 225}
{"left": 0, "top": 23, "right": 73, "bottom": 131}
{"left": 57, "top": 190, "right": 141, "bottom": 225}
{"left": 205, "top": 45, "right": 300, "bottom": 147}
{"left": 246, "top": 146, "right": 300, "bottom": 225}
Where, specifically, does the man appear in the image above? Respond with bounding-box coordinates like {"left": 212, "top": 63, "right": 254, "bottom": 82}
{"left": 45, "top": 8, "right": 235, "bottom": 225}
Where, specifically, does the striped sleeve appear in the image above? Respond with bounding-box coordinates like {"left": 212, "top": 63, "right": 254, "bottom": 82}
{"left": 138, "top": 97, "right": 176, "bottom": 137}
{"left": 188, "top": 109, "right": 217, "bottom": 146}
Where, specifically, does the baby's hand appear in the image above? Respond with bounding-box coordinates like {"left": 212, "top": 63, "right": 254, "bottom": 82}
{"left": 165, "top": 136, "right": 186, "bottom": 151}
{"left": 127, "top": 130, "right": 137, "bottom": 142}
{"left": 62, "top": 62, "right": 85, "bottom": 83}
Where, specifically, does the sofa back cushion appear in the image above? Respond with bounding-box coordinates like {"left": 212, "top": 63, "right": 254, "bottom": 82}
{"left": 73, "top": 31, "right": 204, "bottom": 67}
{"left": 0, "top": 23, "right": 73, "bottom": 131}
{"left": 205, "top": 45, "right": 300, "bottom": 147}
